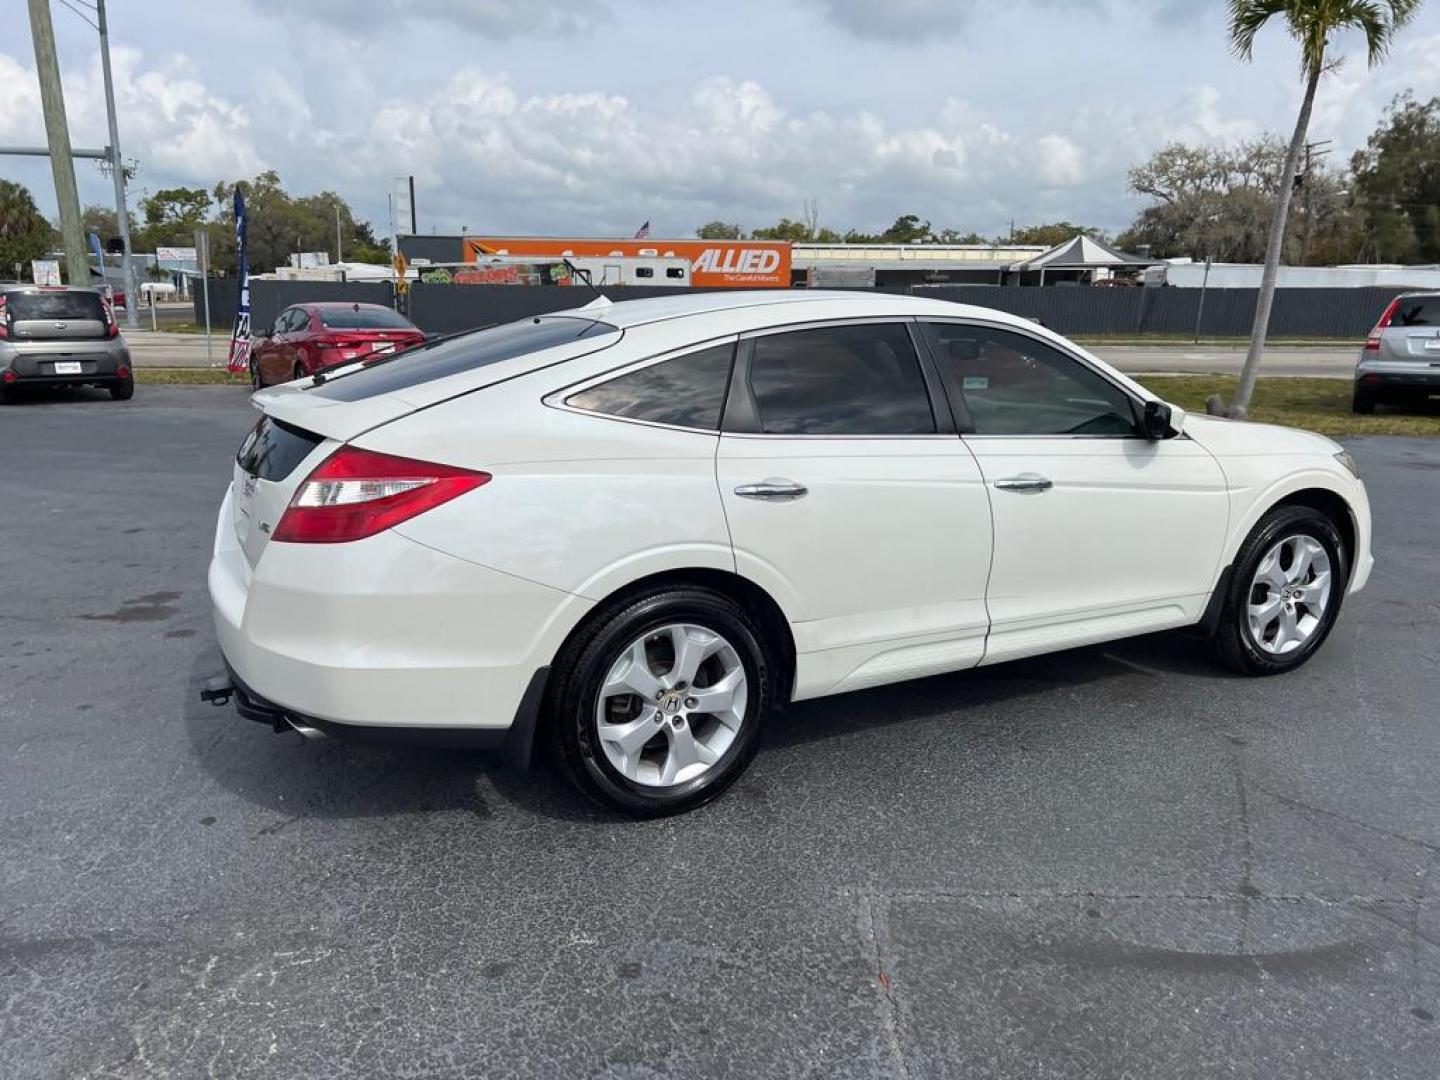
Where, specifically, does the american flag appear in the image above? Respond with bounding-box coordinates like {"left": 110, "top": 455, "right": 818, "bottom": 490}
{"left": 633, "top": 220, "right": 651, "bottom": 239}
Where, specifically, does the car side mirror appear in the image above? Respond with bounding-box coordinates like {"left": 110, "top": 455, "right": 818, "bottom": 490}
{"left": 1142, "top": 399, "right": 1175, "bottom": 441}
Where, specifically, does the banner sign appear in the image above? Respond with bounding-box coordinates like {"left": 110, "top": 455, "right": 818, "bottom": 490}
{"left": 226, "top": 190, "right": 251, "bottom": 373}
{"left": 156, "top": 246, "right": 198, "bottom": 262}
{"left": 463, "top": 236, "right": 791, "bottom": 288}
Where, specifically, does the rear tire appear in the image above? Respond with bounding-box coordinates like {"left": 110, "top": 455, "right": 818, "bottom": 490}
{"left": 1208, "top": 504, "right": 1347, "bottom": 676}
{"left": 546, "top": 586, "right": 771, "bottom": 816}
{"left": 109, "top": 376, "right": 134, "bottom": 401}
{"left": 1351, "top": 389, "right": 1375, "bottom": 415}
{"left": 292, "top": 362, "right": 305, "bottom": 383}
{"left": 250, "top": 359, "right": 263, "bottom": 390}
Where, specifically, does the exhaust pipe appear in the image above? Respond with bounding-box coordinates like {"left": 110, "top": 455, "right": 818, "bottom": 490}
{"left": 286, "top": 717, "right": 326, "bottom": 740}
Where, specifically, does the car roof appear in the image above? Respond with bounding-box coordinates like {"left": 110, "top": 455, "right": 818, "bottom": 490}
{"left": 306, "top": 301, "right": 394, "bottom": 310}
{"left": 0, "top": 283, "right": 102, "bottom": 295}
{"left": 553, "top": 288, "right": 1039, "bottom": 333}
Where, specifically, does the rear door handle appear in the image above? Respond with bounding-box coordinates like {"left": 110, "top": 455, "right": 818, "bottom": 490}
{"left": 993, "top": 475, "right": 1053, "bottom": 493}
{"left": 734, "top": 478, "right": 808, "bottom": 502}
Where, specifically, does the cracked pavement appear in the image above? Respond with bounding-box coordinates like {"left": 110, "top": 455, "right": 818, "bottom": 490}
{"left": 2, "top": 386, "right": 1438, "bottom": 1078}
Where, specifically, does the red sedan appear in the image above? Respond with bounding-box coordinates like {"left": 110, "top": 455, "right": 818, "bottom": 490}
{"left": 249, "top": 302, "right": 425, "bottom": 388}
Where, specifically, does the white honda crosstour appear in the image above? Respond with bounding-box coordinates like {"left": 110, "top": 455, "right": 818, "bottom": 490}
{"left": 207, "top": 290, "right": 1373, "bottom": 815}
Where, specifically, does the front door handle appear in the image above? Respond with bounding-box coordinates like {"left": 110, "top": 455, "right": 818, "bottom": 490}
{"left": 993, "top": 475, "right": 1053, "bottom": 494}
{"left": 734, "top": 478, "right": 808, "bottom": 502}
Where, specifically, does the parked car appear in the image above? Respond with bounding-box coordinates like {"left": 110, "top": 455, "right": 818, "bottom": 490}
{"left": 248, "top": 302, "right": 425, "bottom": 389}
{"left": 205, "top": 291, "right": 1374, "bottom": 815}
{"left": 1353, "top": 292, "right": 1440, "bottom": 413}
{"left": 0, "top": 284, "right": 132, "bottom": 402}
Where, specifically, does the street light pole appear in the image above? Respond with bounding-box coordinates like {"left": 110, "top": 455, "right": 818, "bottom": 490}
{"left": 96, "top": 0, "right": 139, "bottom": 328}
{"left": 27, "top": 0, "right": 89, "bottom": 287}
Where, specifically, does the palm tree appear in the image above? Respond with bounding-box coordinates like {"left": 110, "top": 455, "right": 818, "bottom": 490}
{"left": 1222, "top": 0, "right": 1422, "bottom": 419}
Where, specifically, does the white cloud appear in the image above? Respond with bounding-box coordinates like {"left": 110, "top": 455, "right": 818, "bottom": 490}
{"left": 0, "top": 47, "right": 261, "bottom": 193}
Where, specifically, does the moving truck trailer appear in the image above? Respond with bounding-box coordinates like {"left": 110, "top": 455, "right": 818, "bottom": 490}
{"left": 465, "top": 237, "right": 791, "bottom": 288}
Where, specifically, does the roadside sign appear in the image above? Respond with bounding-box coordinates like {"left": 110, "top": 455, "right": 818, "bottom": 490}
{"left": 393, "top": 250, "right": 409, "bottom": 295}
{"left": 32, "top": 259, "right": 61, "bottom": 286}
{"left": 156, "top": 246, "right": 198, "bottom": 262}
{"left": 193, "top": 230, "right": 209, "bottom": 273}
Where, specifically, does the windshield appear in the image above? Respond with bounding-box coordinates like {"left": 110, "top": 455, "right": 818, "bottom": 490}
{"left": 317, "top": 305, "right": 415, "bottom": 330}
{"left": 309, "top": 315, "right": 620, "bottom": 401}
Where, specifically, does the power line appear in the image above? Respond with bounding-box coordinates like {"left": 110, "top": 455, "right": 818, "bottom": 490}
{"left": 56, "top": 0, "right": 98, "bottom": 30}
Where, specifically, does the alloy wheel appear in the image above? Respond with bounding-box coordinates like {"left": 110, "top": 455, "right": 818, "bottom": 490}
{"left": 594, "top": 622, "right": 747, "bottom": 788}
{"left": 1247, "top": 534, "right": 1333, "bottom": 656}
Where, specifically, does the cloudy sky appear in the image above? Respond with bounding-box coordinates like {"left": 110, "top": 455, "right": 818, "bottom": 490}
{"left": 4, "top": 0, "right": 1440, "bottom": 242}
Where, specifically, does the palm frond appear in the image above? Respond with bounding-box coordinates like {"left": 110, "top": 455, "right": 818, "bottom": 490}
{"left": 1226, "top": 0, "right": 1290, "bottom": 60}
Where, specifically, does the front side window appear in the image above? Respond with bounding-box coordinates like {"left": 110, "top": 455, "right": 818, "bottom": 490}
{"left": 566, "top": 342, "right": 735, "bottom": 430}
{"left": 748, "top": 323, "right": 935, "bottom": 435}
{"left": 926, "top": 323, "right": 1138, "bottom": 437}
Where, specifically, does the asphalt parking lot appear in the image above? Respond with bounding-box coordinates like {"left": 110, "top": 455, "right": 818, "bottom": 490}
{"left": 3, "top": 386, "right": 1439, "bottom": 1079}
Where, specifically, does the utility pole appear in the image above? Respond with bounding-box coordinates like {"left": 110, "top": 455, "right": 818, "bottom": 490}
{"left": 28, "top": 0, "right": 88, "bottom": 286}
{"left": 1298, "top": 139, "right": 1331, "bottom": 267}
{"left": 336, "top": 205, "right": 343, "bottom": 263}
{"left": 96, "top": 0, "right": 139, "bottom": 327}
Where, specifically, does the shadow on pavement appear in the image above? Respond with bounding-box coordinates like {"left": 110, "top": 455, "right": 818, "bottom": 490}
{"left": 182, "top": 627, "right": 1234, "bottom": 826}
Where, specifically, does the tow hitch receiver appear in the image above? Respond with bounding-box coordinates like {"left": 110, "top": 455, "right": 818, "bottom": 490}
{"left": 200, "top": 676, "right": 234, "bottom": 707}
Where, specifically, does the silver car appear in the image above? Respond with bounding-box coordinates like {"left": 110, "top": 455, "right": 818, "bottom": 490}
{"left": 0, "top": 284, "right": 133, "bottom": 403}
{"left": 1354, "top": 292, "right": 1440, "bottom": 414}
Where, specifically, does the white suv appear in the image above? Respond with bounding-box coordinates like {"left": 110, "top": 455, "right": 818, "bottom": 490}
{"left": 206, "top": 291, "right": 1373, "bottom": 815}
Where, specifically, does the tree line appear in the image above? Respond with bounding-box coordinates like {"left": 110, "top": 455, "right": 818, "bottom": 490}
{"left": 0, "top": 169, "right": 391, "bottom": 280}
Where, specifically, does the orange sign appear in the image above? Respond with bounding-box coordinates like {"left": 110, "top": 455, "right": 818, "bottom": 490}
{"left": 465, "top": 236, "right": 791, "bottom": 288}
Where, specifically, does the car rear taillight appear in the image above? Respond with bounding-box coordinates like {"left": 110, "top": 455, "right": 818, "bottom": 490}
{"left": 0, "top": 294, "right": 8, "bottom": 339}
{"left": 102, "top": 295, "right": 120, "bottom": 338}
{"left": 1364, "top": 297, "right": 1400, "bottom": 353}
{"left": 271, "top": 445, "right": 490, "bottom": 544}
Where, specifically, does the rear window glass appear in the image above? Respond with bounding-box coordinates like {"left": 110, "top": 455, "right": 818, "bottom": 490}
{"left": 317, "top": 306, "right": 414, "bottom": 330}
{"left": 1394, "top": 298, "right": 1440, "bottom": 327}
{"left": 6, "top": 290, "right": 106, "bottom": 322}
{"left": 235, "top": 417, "right": 323, "bottom": 481}
{"left": 309, "top": 316, "right": 619, "bottom": 402}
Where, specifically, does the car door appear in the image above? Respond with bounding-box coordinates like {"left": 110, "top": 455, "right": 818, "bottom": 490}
{"left": 921, "top": 320, "right": 1229, "bottom": 665}
{"left": 259, "top": 308, "right": 296, "bottom": 385}
{"left": 716, "top": 320, "right": 993, "bottom": 700}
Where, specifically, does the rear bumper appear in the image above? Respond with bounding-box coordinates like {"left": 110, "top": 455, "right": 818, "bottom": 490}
{"left": 207, "top": 487, "right": 591, "bottom": 737}
{"left": 1354, "top": 361, "right": 1440, "bottom": 397}
{"left": 0, "top": 342, "right": 130, "bottom": 381}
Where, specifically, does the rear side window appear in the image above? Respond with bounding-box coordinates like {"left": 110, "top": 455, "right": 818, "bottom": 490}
{"left": 1394, "top": 298, "right": 1440, "bottom": 327}
{"left": 748, "top": 323, "right": 935, "bottom": 435}
{"left": 310, "top": 316, "right": 619, "bottom": 402}
{"left": 6, "top": 290, "right": 105, "bottom": 322}
{"left": 235, "top": 417, "right": 323, "bottom": 481}
{"left": 317, "top": 306, "right": 413, "bottom": 329}
{"left": 566, "top": 343, "right": 735, "bottom": 430}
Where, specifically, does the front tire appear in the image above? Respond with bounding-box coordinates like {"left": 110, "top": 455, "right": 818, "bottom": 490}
{"left": 1209, "top": 505, "right": 1348, "bottom": 676}
{"left": 109, "top": 375, "right": 134, "bottom": 401}
{"left": 547, "top": 586, "right": 771, "bottom": 816}
{"left": 250, "top": 359, "right": 263, "bottom": 390}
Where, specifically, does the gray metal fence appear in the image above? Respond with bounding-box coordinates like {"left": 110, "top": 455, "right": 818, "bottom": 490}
{"left": 193, "top": 279, "right": 395, "bottom": 332}
{"left": 194, "top": 279, "right": 1401, "bottom": 339}
{"left": 912, "top": 285, "right": 1399, "bottom": 338}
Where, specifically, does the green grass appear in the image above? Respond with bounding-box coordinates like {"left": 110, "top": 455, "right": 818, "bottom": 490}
{"left": 1138, "top": 375, "right": 1440, "bottom": 437}
{"left": 136, "top": 366, "right": 246, "bottom": 385}
{"left": 1073, "top": 334, "right": 1353, "bottom": 347}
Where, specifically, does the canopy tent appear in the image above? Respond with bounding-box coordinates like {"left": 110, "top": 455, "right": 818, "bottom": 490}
{"left": 1012, "top": 235, "right": 1156, "bottom": 285}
